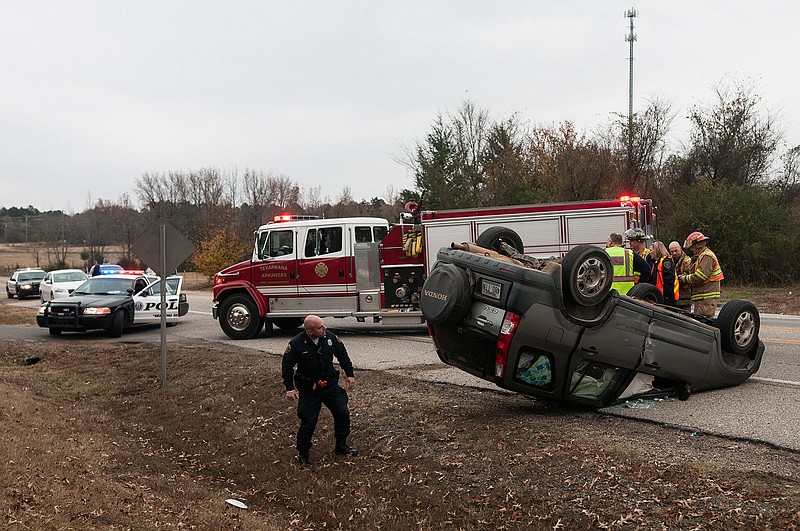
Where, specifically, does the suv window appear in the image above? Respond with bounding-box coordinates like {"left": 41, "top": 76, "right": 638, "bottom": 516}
{"left": 514, "top": 351, "right": 554, "bottom": 390}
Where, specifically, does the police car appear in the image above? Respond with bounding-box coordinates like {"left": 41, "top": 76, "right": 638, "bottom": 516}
{"left": 36, "top": 272, "right": 189, "bottom": 337}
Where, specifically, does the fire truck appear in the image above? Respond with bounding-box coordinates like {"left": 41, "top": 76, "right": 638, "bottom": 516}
{"left": 211, "top": 196, "right": 654, "bottom": 339}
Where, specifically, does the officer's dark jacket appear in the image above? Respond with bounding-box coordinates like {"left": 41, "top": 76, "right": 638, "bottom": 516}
{"left": 282, "top": 330, "right": 354, "bottom": 391}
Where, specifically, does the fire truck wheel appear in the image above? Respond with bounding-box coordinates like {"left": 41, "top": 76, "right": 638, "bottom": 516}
{"left": 561, "top": 245, "right": 613, "bottom": 307}
{"left": 420, "top": 263, "right": 471, "bottom": 325}
{"left": 220, "top": 294, "right": 264, "bottom": 340}
{"left": 626, "top": 283, "right": 663, "bottom": 304}
{"left": 273, "top": 318, "right": 303, "bottom": 331}
{"left": 476, "top": 227, "right": 524, "bottom": 255}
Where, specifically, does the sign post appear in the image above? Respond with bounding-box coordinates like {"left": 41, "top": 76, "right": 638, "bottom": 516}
{"left": 131, "top": 218, "right": 194, "bottom": 390}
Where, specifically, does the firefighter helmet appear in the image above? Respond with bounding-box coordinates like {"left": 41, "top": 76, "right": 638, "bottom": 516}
{"left": 684, "top": 231, "right": 710, "bottom": 248}
{"left": 624, "top": 228, "right": 647, "bottom": 241}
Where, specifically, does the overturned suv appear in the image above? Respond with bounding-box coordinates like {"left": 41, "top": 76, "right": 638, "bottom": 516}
{"left": 420, "top": 229, "right": 764, "bottom": 407}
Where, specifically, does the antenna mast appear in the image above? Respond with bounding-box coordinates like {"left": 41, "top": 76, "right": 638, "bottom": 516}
{"left": 625, "top": 8, "right": 638, "bottom": 129}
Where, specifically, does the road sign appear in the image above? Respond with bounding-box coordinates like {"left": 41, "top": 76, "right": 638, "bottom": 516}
{"left": 131, "top": 218, "right": 195, "bottom": 390}
{"left": 131, "top": 218, "right": 194, "bottom": 277}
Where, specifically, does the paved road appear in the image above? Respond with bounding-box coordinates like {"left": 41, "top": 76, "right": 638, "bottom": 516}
{"left": 4, "top": 289, "right": 800, "bottom": 450}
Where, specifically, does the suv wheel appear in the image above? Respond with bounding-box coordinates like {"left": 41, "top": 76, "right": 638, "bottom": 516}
{"left": 420, "top": 263, "right": 471, "bottom": 325}
{"left": 626, "top": 283, "right": 664, "bottom": 304}
{"left": 476, "top": 227, "right": 524, "bottom": 255}
{"left": 6, "top": 287, "right": 12, "bottom": 299}
{"left": 561, "top": 245, "right": 613, "bottom": 307}
{"left": 716, "top": 300, "right": 760, "bottom": 355}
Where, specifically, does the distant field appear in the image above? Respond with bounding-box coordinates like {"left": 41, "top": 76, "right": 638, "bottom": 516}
{"left": 0, "top": 243, "right": 120, "bottom": 274}
{"left": 0, "top": 243, "right": 211, "bottom": 289}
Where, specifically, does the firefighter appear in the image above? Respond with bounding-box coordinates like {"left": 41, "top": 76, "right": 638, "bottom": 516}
{"left": 606, "top": 233, "right": 650, "bottom": 295}
{"left": 678, "top": 231, "right": 724, "bottom": 317}
{"left": 625, "top": 228, "right": 650, "bottom": 259}
{"left": 647, "top": 240, "right": 679, "bottom": 307}
{"left": 282, "top": 315, "right": 358, "bottom": 468}
{"left": 669, "top": 241, "right": 693, "bottom": 309}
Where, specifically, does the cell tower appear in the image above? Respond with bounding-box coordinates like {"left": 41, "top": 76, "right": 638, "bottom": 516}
{"left": 625, "top": 8, "right": 638, "bottom": 129}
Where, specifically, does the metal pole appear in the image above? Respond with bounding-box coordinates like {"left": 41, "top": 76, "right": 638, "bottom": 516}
{"left": 160, "top": 222, "right": 167, "bottom": 390}
{"left": 625, "top": 9, "right": 638, "bottom": 129}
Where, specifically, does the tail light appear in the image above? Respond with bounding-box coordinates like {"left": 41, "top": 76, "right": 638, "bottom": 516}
{"left": 426, "top": 321, "right": 435, "bottom": 338}
{"left": 495, "top": 312, "right": 521, "bottom": 380}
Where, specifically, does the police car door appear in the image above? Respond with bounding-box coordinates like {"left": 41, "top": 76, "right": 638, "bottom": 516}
{"left": 133, "top": 276, "right": 183, "bottom": 324}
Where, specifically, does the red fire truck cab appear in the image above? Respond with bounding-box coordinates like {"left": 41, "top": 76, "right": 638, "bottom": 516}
{"left": 212, "top": 197, "right": 653, "bottom": 339}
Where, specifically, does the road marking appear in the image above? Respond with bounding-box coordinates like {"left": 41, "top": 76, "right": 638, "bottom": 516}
{"left": 762, "top": 337, "right": 800, "bottom": 345}
{"left": 751, "top": 376, "right": 800, "bottom": 388}
{"left": 761, "top": 326, "right": 800, "bottom": 332}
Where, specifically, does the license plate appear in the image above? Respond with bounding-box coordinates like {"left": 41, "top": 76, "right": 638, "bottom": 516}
{"left": 480, "top": 279, "right": 501, "bottom": 301}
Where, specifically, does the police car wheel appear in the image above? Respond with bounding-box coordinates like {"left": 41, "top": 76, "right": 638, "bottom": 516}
{"left": 109, "top": 311, "right": 125, "bottom": 338}
{"left": 561, "top": 245, "right": 613, "bottom": 307}
{"left": 220, "top": 294, "right": 264, "bottom": 340}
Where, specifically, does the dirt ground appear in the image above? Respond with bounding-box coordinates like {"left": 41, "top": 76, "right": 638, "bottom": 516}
{"left": 2, "top": 286, "right": 800, "bottom": 529}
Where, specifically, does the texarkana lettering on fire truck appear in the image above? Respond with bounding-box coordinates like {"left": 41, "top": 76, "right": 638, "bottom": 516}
{"left": 211, "top": 196, "right": 654, "bottom": 340}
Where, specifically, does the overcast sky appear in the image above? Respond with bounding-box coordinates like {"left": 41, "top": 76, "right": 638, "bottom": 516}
{"left": 2, "top": 1, "right": 798, "bottom": 213}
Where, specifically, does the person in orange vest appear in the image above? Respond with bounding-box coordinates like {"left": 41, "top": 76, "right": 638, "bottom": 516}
{"left": 678, "top": 231, "right": 724, "bottom": 317}
{"left": 646, "top": 240, "right": 678, "bottom": 307}
{"left": 669, "top": 240, "right": 693, "bottom": 310}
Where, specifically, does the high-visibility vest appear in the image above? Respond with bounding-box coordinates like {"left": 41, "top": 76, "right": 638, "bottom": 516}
{"left": 606, "top": 246, "right": 635, "bottom": 295}
{"left": 654, "top": 256, "right": 680, "bottom": 301}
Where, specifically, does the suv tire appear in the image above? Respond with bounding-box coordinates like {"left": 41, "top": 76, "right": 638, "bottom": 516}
{"left": 561, "top": 245, "right": 613, "bottom": 307}
{"left": 420, "top": 263, "right": 471, "bottom": 325}
{"left": 716, "top": 300, "right": 760, "bottom": 356}
{"left": 626, "top": 283, "right": 664, "bottom": 304}
{"left": 476, "top": 227, "right": 524, "bottom": 254}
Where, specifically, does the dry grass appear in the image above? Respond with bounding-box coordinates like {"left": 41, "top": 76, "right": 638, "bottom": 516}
{"left": 0, "top": 243, "right": 103, "bottom": 274}
{"left": 1, "top": 339, "right": 799, "bottom": 530}
{"left": 0, "top": 305, "right": 37, "bottom": 326}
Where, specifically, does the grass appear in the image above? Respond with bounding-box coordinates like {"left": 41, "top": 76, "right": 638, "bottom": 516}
{"left": 2, "top": 339, "right": 799, "bottom": 529}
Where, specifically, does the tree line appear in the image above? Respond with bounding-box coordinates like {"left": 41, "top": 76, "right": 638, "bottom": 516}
{"left": 2, "top": 78, "right": 797, "bottom": 283}
{"left": 402, "top": 80, "right": 799, "bottom": 284}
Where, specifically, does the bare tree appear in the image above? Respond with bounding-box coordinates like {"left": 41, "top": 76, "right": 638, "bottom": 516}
{"left": 686, "top": 79, "right": 782, "bottom": 187}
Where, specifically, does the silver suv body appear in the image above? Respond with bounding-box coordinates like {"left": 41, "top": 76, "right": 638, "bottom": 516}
{"left": 421, "top": 242, "right": 763, "bottom": 407}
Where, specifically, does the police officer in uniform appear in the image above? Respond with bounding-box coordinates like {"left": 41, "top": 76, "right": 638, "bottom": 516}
{"left": 282, "top": 315, "right": 357, "bottom": 468}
